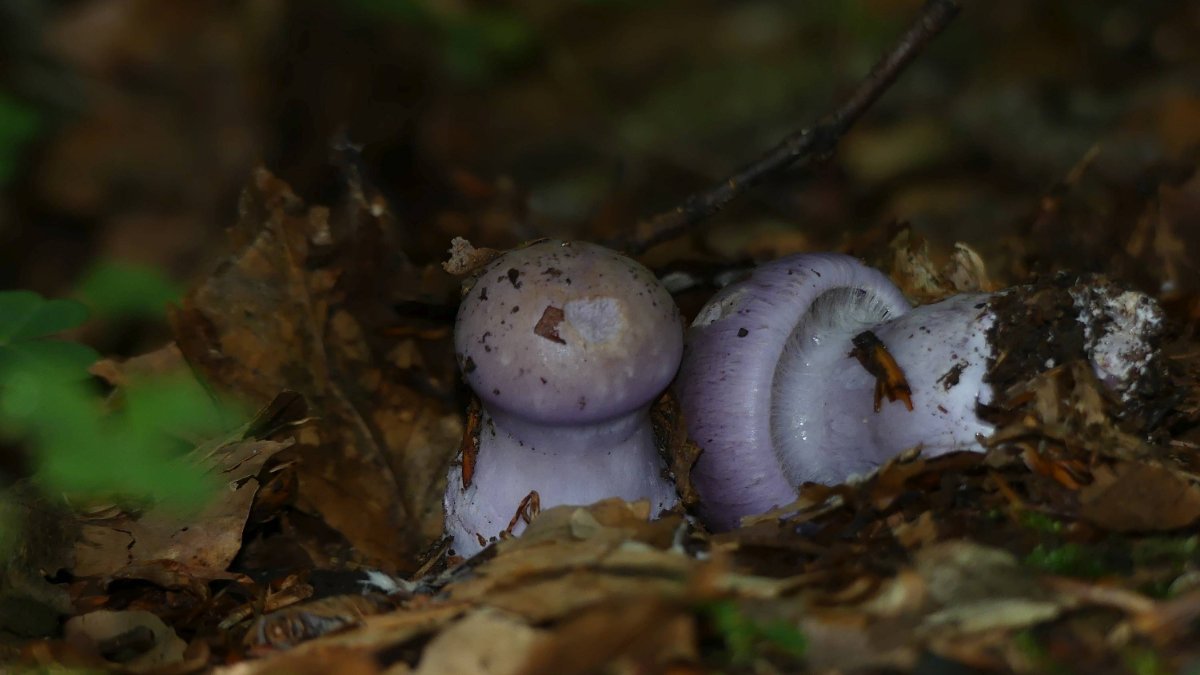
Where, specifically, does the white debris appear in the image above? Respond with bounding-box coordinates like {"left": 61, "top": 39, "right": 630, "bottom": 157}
{"left": 1071, "top": 285, "right": 1164, "bottom": 399}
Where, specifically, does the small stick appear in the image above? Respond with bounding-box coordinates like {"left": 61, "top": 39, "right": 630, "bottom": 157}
{"left": 622, "top": 0, "right": 962, "bottom": 254}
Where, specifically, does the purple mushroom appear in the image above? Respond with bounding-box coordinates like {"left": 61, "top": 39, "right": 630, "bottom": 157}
{"left": 677, "top": 253, "right": 1164, "bottom": 531}
{"left": 446, "top": 240, "right": 683, "bottom": 555}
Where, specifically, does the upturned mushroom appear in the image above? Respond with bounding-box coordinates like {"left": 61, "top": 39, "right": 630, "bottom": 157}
{"left": 446, "top": 240, "right": 683, "bottom": 555}
{"left": 676, "top": 252, "right": 1164, "bottom": 531}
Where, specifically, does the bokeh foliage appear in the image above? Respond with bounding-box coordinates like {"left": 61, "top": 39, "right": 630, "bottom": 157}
{"left": 0, "top": 288, "right": 236, "bottom": 510}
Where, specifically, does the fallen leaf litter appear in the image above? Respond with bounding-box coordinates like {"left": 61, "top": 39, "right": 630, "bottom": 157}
{"left": 8, "top": 169, "right": 1200, "bottom": 674}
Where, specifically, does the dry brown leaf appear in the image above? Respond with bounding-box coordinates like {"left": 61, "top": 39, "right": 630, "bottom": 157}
{"left": 170, "top": 168, "right": 462, "bottom": 571}
{"left": 243, "top": 593, "right": 391, "bottom": 650}
{"left": 882, "top": 227, "right": 993, "bottom": 303}
{"left": 652, "top": 390, "right": 704, "bottom": 510}
{"left": 214, "top": 604, "right": 468, "bottom": 675}
{"left": 498, "top": 499, "right": 678, "bottom": 553}
{"left": 215, "top": 646, "right": 384, "bottom": 675}
{"left": 89, "top": 343, "right": 189, "bottom": 387}
{"left": 1078, "top": 462, "right": 1200, "bottom": 532}
{"left": 63, "top": 610, "right": 187, "bottom": 673}
{"left": 887, "top": 227, "right": 948, "bottom": 302}
{"left": 73, "top": 439, "right": 288, "bottom": 579}
{"left": 485, "top": 569, "right": 687, "bottom": 624}
{"left": 943, "top": 243, "right": 994, "bottom": 293}
{"left": 1130, "top": 587, "right": 1200, "bottom": 644}
{"left": 441, "top": 236, "right": 503, "bottom": 276}
{"left": 0, "top": 483, "right": 77, "bottom": 629}
{"left": 801, "top": 608, "right": 917, "bottom": 673}
{"left": 413, "top": 608, "right": 547, "bottom": 675}
{"left": 518, "top": 598, "right": 695, "bottom": 675}
{"left": 914, "top": 541, "right": 1067, "bottom": 635}
{"left": 1126, "top": 174, "right": 1200, "bottom": 297}
{"left": 893, "top": 510, "right": 939, "bottom": 549}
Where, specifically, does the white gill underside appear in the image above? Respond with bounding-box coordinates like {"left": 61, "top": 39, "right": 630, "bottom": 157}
{"left": 769, "top": 288, "right": 900, "bottom": 485}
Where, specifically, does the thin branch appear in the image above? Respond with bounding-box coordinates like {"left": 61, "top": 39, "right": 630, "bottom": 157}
{"left": 621, "top": 0, "right": 962, "bottom": 255}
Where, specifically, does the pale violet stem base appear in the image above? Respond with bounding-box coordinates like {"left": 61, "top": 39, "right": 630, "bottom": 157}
{"left": 772, "top": 293, "right": 995, "bottom": 488}
{"left": 444, "top": 408, "right": 678, "bottom": 556}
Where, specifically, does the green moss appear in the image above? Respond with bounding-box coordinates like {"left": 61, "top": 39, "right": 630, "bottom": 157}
{"left": 1023, "top": 543, "right": 1108, "bottom": 578}
{"left": 701, "top": 600, "right": 807, "bottom": 665}
{"left": 1018, "top": 511, "right": 1065, "bottom": 534}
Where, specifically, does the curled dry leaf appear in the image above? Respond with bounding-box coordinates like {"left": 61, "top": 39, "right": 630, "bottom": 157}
{"left": 442, "top": 236, "right": 503, "bottom": 277}
{"left": 73, "top": 438, "right": 289, "bottom": 579}
{"left": 651, "top": 389, "right": 704, "bottom": 510}
{"left": 66, "top": 330, "right": 294, "bottom": 588}
{"left": 169, "top": 168, "right": 462, "bottom": 571}
{"left": 884, "top": 227, "right": 993, "bottom": 303}
{"left": 88, "top": 343, "right": 188, "bottom": 387}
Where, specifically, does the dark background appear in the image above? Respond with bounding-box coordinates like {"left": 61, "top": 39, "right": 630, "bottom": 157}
{"left": 3, "top": 0, "right": 1197, "bottom": 314}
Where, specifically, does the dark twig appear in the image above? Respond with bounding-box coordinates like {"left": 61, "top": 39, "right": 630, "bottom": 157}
{"left": 621, "top": 0, "right": 962, "bottom": 254}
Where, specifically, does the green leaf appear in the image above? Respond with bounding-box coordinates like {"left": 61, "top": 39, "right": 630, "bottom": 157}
{"left": 0, "top": 291, "right": 39, "bottom": 337}
{"left": 0, "top": 290, "right": 95, "bottom": 382}
{"left": 3, "top": 367, "right": 220, "bottom": 508}
{"left": 0, "top": 341, "right": 100, "bottom": 381}
{"left": 75, "top": 261, "right": 182, "bottom": 321}
{"left": 0, "top": 286, "right": 236, "bottom": 509}
{"left": 123, "top": 373, "right": 240, "bottom": 440}
{"left": 0, "top": 291, "right": 90, "bottom": 343}
{"left": 0, "top": 368, "right": 99, "bottom": 438}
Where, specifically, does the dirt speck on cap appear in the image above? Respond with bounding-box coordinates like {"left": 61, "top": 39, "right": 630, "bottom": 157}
{"left": 534, "top": 306, "right": 567, "bottom": 344}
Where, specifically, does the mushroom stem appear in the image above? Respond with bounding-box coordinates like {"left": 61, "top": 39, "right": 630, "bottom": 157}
{"left": 772, "top": 292, "right": 994, "bottom": 489}
{"left": 445, "top": 408, "right": 674, "bottom": 554}
{"left": 678, "top": 253, "right": 1164, "bottom": 531}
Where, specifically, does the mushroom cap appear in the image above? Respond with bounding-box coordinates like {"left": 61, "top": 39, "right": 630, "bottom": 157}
{"left": 455, "top": 240, "right": 683, "bottom": 425}
{"left": 677, "top": 253, "right": 911, "bottom": 530}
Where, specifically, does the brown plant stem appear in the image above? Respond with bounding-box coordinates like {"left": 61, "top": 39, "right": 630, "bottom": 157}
{"left": 620, "top": 0, "right": 962, "bottom": 255}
